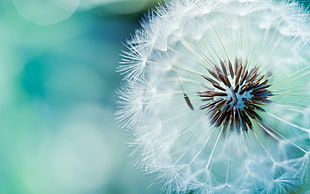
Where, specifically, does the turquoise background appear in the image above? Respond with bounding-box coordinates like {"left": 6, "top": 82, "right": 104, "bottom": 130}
{"left": 0, "top": 0, "right": 161, "bottom": 193}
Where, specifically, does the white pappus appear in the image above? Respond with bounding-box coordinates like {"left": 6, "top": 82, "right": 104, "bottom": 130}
{"left": 117, "top": 0, "right": 310, "bottom": 193}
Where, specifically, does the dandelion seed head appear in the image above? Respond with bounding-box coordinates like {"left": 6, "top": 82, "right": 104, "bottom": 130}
{"left": 117, "top": 0, "right": 310, "bottom": 193}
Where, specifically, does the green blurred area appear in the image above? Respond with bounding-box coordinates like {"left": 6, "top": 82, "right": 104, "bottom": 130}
{"left": 0, "top": 0, "right": 161, "bottom": 193}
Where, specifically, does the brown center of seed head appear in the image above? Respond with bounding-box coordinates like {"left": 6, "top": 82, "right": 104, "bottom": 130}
{"left": 198, "top": 59, "right": 272, "bottom": 132}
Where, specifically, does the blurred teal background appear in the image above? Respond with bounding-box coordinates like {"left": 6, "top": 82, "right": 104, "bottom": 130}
{"left": 0, "top": 0, "right": 162, "bottom": 193}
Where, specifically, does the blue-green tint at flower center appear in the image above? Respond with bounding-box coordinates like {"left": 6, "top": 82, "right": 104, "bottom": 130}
{"left": 199, "top": 59, "right": 272, "bottom": 132}
{"left": 228, "top": 87, "right": 252, "bottom": 110}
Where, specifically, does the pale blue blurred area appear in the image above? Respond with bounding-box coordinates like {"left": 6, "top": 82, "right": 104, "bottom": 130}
{"left": 0, "top": 0, "right": 161, "bottom": 193}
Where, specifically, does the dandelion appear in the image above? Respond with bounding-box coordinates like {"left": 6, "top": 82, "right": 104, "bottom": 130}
{"left": 117, "top": 0, "right": 310, "bottom": 193}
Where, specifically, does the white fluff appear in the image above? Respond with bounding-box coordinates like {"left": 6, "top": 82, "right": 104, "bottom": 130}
{"left": 117, "top": 0, "right": 310, "bottom": 193}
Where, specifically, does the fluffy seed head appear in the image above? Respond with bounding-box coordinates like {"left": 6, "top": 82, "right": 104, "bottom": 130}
{"left": 117, "top": 0, "right": 310, "bottom": 193}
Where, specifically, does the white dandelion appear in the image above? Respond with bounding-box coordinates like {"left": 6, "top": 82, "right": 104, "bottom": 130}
{"left": 117, "top": 0, "right": 310, "bottom": 193}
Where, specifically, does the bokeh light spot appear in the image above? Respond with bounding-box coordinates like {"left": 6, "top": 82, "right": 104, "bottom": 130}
{"left": 12, "top": 0, "right": 80, "bottom": 25}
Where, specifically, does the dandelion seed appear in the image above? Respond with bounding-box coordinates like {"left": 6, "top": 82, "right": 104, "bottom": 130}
{"left": 117, "top": 0, "right": 310, "bottom": 193}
